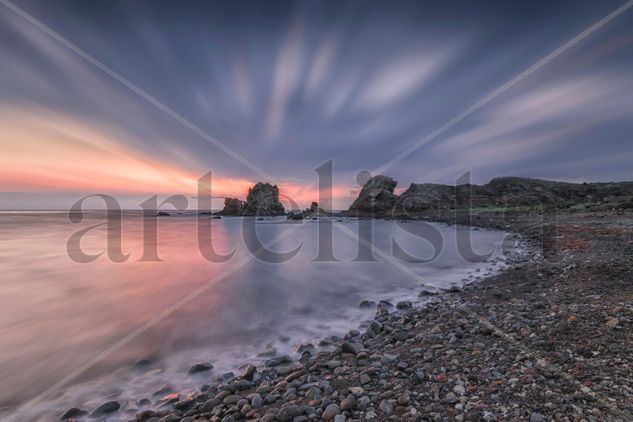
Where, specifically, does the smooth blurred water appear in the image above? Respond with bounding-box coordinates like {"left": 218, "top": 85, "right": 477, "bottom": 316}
{"left": 0, "top": 212, "right": 512, "bottom": 420}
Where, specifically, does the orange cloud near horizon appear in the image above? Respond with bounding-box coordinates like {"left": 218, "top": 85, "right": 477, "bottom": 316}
{"left": 0, "top": 106, "right": 355, "bottom": 209}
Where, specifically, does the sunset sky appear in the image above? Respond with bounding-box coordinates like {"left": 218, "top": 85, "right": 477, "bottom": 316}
{"left": 1, "top": 0, "right": 632, "bottom": 210}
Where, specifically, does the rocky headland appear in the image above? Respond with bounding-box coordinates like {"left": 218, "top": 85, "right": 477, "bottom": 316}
{"left": 345, "top": 175, "right": 633, "bottom": 217}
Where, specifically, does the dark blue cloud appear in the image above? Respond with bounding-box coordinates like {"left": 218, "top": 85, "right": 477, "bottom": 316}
{"left": 1, "top": 0, "right": 632, "bottom": 209}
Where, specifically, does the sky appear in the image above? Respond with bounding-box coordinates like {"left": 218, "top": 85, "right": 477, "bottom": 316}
{"left": 0, "top": 0, "right": 632, "bottom": 210}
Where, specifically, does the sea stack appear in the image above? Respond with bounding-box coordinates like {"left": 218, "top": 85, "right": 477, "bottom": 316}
{"left": 219, "top": 197, "right": 245, "bottom": 216}
{"left": 243, "top": 182, "right": 285, "bottom": 216}
{"left": 348, "top": 175, "right": 398, "bottom": 216}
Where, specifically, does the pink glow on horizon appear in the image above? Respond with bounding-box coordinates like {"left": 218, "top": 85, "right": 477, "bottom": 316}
{"left": 0, "top": 107, "right": 354, "bottom": 209}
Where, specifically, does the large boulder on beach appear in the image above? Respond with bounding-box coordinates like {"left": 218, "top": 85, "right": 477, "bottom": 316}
{"left": 244, "top": 182, "right": 285, "bottom": 216}
{"left": 349, "top": 175, "right": 398, "bottom": 215}
{"left": 219, "top": 197, "right": 245, "bottom": 215}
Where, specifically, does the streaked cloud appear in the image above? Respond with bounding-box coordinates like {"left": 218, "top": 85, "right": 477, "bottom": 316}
{"left": 0, "top": 0, "right": 632, "bottom": 210}
{"left": 355, "top": 49, "right": 451, "bottom": 110}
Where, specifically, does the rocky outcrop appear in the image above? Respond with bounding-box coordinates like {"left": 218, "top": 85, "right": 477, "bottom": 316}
{"left": 304, "top": 201, "right": 327, "bottom": 217}
{"left": 288, "top": 201, "right": 329, "bottom": 220}
{"left": 243, "top": 182, "right": 285, "bottom": 216}
{"left": 392, "top": 176, "right": 633, "bottom": 214}
{"left": 346, "top": 175, "right": 633, "bottom": 216}
{"left": 348, "top": 175, "right": 398, "bottom": 215}
{"left": 218, "top": 198, "right": 245, "bottom": 216}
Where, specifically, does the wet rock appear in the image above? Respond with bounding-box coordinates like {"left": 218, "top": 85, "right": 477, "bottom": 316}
{"left": 359, "top": 300, "right": 375, "bottom": 309}
{"left": 188, "top": 362, "right": 214, "bottom": 374}
{"left": 59, "top": 407, "right": 87, "bottom": 420}
{"left": 396, "top": 301, "right": 412, "bottom": 310}
{"left": 152, "top": 385, "right": 174, "bottom": 397}
{"left": 297, "top": 343, "right": 315, "bottom": 356}
{"left": 241, "top": 364, "right": 256, "bottom": 381}
{"left": 90, "top": 401, "right": 120, "bottom": 417}
{"left": 265, "top": 355, "right": 293, "bottom": 367}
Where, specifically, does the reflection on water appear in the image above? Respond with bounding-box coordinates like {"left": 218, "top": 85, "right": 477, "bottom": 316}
{"left": 0, "top": 212, "right": 512, "bottom": 419}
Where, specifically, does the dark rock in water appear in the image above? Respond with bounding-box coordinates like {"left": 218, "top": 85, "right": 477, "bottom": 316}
{"left": 377, "top": 300, "right": 394, "bottom": 310}
{"left": 60, "top": 407, "right": 87, "bottom": 420}
{"left": 359, "top": 300, "right": 375, "bottom": 309}
{"left": 265, "top": 355, "right": 293, "bottom": 367}
{"left": 134, "top": 358, "right": 152, "bottom": 368}
{"left": 303, "top": 201, "right": 328, "bottom": 218}
{"left": 136, "top": 398, "right": 150, "bottom": 407}
{"left": 297, "top": 343, "right": 315, "bottom": 356}
{"left": 287, "top": 212, "right": 304, "bottom": 220}
{"left": 219, "top": 197, "right": 245, "bottom": 216}
{"left": 215, "top": 372, "right": 235, "bottom": 383}
{"left": 152, "top": 384, "right": 174, "bottom": 397}
{"left": 419, "top": 289, "right": 438, "bottom": 297}
{"left": 156, "top": 211, "right": 170, "bottom": 217}
{"left": 90, "top": 401, "right": 120, "bottom": 417}
{"left": 367, "top": 321, "right": 383, "bottom": 335}
{"left": 244, "top": 182, "right": 285, "bottom": 216}
{"left": 349, "top": 175, "right": 398, "bottom": 215}
{"left": 156, "top": 392, "right": 180, "bottom": 406}
{"left": 188, "top": 362, "right": 214, "bottom": 374}
{"left": 396, "top": 300, "right": 413, "bottom": 310}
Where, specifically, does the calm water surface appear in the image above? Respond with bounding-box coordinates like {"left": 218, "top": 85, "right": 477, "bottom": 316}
{"left": 0, "top": 212, "right": 514, "bottom": 420}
